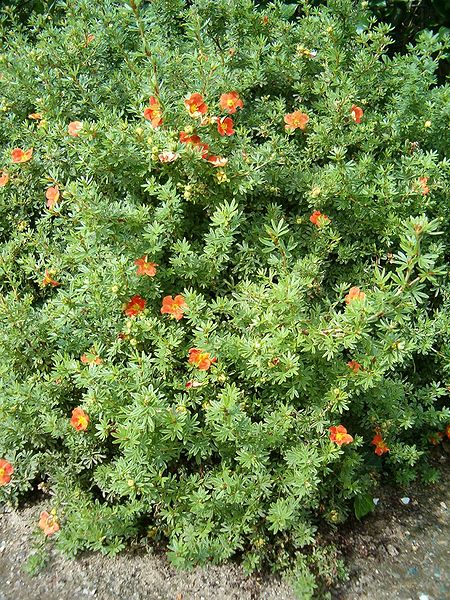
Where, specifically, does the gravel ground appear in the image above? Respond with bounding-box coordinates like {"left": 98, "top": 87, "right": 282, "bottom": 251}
{"left": 0, "top": 453, "right": 448, "bottom": 600}
{"left": 0, "top": 504, "right": 295, "bottom": 600}
{"left": 332, "top": 451, "right": 450, "bottom": 600}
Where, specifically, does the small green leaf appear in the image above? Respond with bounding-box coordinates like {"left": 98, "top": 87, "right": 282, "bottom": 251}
{"left": 354, "top": 494, "right": 375, "bottom": 520}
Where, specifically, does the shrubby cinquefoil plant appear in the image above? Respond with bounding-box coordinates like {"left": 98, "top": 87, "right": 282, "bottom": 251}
{"left": 0, "top": 0, "right": 449, "bottom": 595}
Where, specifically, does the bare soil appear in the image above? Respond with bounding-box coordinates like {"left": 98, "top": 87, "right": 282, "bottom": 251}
{"left": 332, "top": 450, "right": 450, "bottom": 600}
{"left": 0, "top": 452, "right": 448, "bottom": 600}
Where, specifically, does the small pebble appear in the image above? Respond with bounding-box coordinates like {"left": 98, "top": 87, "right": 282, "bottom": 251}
{"left": 419, "top": 594, "right": 429, "bottom": 600}
{"left": 373, "top": 498, "right": 380, "bottom": 505}
{"left": 401, "top": 497, "right": 411, "bottom": 505}
{"left": 386, "top": 544, "right": 399, "bottom": 557}
{"left": 439, "top": 501, "right": 447, "bottom": 510}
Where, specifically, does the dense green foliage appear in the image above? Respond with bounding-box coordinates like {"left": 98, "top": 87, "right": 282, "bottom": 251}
{"left": 367, "top": 0, "right": 450, "bottom": 39}
{"left": 0, "top": 0, "right": 449, "bottom": 596}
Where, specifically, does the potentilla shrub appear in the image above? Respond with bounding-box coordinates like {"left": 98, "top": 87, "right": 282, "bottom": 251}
{"left": 0, "top": 0, "right": 449, "bottom": 595}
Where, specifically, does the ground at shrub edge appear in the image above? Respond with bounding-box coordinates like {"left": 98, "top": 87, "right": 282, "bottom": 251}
{"left": 0, "top": 451, "right": 448, "bottom": 600}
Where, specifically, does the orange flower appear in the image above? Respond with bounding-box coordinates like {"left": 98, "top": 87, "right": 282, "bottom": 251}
{"left": 135, "top": 256, "right": 158, "bottom": 277}
{"left": 68, "top": 121, "right": 83, "bottom": 136}
{"left": 347, "top": 360, "right": 362, "bottom": 373}
{"left": 124, "top": 294, "right": 146, "bottom": 317}
{"left": 371, "top": 433, "right": 389, "bottom": 456}
{"left": 70, "top": 407, "right": 89, "bottom": 431}
{"left": 144, "top": 96, "right": 163, "bottom": 128}
{"left": 11, "top": 148, "right": 33, "bottom": 163}
{"left": 309, "top": 210, "right": 330, "bottom": 227}
{"left": 429, "top": 432, "right": 443, "bottom": 446}
{"left": 219, "top": 91, "right": 244, "bottom": 114}
{"left": 216, "top": 116, "right": 235, "bottom": 136}
{"left": 0, "top": 459, "right": 13, "bottom": 486}
{"left": 188, "top": 348, "right": 217, "bottom": 371}
{"left": 38, "top": 511, "right": 60, "bottom": 536}
{"left": 345, "top": 286, "right": 366, "bottom": 304}
{"left": 184, "top": 93, "right": 208, "bottom": 118}
{"left": 446, "top": 424, "right": 450, "bottom": 440}
{"left": 179, "top": 131, "right": 198, "bottom": 144}
{"left": 158, "top": 151, "right": 179, "bottom": 163}
{"left": 284, "top": 111, "right": 309, "bottom": 131}
{"left": 350, "top": 105, "right": 364, "bottom": 124}
{"left": 0, "top": 171, "right": 9, "bottom": 187}
{"left": 329, "top": 425, "right": 353, "bottom": 446}
{"left": 161, "top": 295, "right": 186, "bottom": 321}
{"left": 80, "top": 353, "right": 102, "bottom": 365}
{"left": 45, "top": 186, "right": 60, "bottom": 209}
{"left": 42, "top": 269, "right": 60, "bottom": 287}
{"left": 205, "top": 155, "right": 228, "bottom": 167}
{"left": 418, "top": 177, "right": 429, "bottom": 195}
{"left": 28, "top": 113, "right": 43, "bottom": 120}
{"left": 179, "top": 132, "right": 209, "bottom": 157}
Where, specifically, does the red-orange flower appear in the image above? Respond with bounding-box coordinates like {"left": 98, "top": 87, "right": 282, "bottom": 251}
{"left": 350, "top": 105, "right": 364, "bottom": 124}
{"left": 179, "top": 132, "right": 209, "bottom": 157}
{"left": 309, "top": 210, "right": 330, "bottom": 227}
{"left": 216, "top": 116, "right": 235, "bottom": 136}
{"left": 345, "top": 286, "right": 366, "bottom": 304}
{"left": 0, "top": 171, "right": 9, "bottom": 187}
{"left": 219, "top": 91, "right": 244, "bottom": 114}
{"left": 70, "top": 407, "right": 89, "bottom": 431}
{"left": 184, "top": 93, "right": 208, "bottom": 118}
{"left": 42, "top": 269, "right": 60, "bottom": 287}
{"left": 284, "top": 111, "right": 309, "bottom": 131}
{"left": 45, "top": 186, "right": 60, "bottom": 209}
{"left": 144, "top": 96, "right": 163, "bottom": 128}
{"left": 124, "top": 294, "right": 146, "bottom": 317}
{"left": 0, "top": 459, "right": 13, "bottom": 486}
{"left": 38, "top": 511, "right": 60, "bottom": 536}
{"left": 429, "top": 432, "right": 443, "bottom": 446}
{"left": 347, "top": 360, "right": 362, "bottom": 373}
{"left": 158, "top": 151, "right": 179, "bottom": 163}
{"left": 135, "top": 256, "right": 158, "bottom": 277}
{"left": 28, "top": 113, "right": 43, "bottom": 120}
{"left": 418, "top": 177, "right": 429, "bottom": 195}
{"left": 371, "top": 433, "right": 389, "bottom": 456}
{"left": 80, "top": 353, "right": 102, "bottom": 365}
{"left": 11, "top": 148, "right": 33, "bottom": 163}
{"left": 446, "top": 424, "right": 450, "bottom": 440}
{"left": 188, "top": 348, "right": 217, "bottom": 371}
{"left": 179, "top": 131, "right": 198, "bottom": 144}
{"left": 161, "top": 295, "right": 186, "bottom": 321}
{"left": 329, "top": 425, "right": 353, "bottom": 446}
{"left": 68, "top": 121, "right": 83, "bottom": 136}
{"left": 205, "top": 155, "right": 228, "bottom": 167}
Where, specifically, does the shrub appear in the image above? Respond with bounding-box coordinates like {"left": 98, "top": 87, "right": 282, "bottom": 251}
{"left": 0, "top": 0, "right": 449, "bottom": 595}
